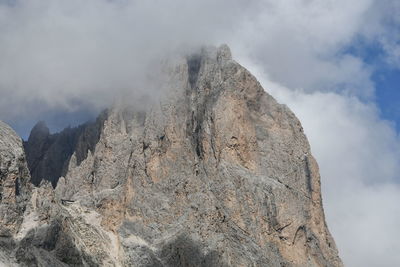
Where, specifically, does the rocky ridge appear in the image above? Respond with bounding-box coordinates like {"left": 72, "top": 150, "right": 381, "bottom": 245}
{"left": 24, "top": 113, "right": 107, "bottom": 187}
{"left": 0, "top": 45, "right": 342, "bottom": 266}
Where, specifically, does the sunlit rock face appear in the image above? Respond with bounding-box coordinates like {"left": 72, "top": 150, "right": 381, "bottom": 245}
{"left": 0, "top": 45, "right": 342, "bottom": 266}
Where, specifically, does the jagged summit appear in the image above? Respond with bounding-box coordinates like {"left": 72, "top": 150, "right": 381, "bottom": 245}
{"left": 23, "top": 112, "right": 107, "bottom": 187}
{"left": 0, "top": 45, "right": 342, "bottom": 266}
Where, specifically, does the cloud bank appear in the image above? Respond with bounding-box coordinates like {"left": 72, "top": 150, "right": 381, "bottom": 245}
{"left": 0, "top": 0, "right": 250, "bottom": 121}
{"left": 1, "top": 0, "right": 399, "bottom": 266}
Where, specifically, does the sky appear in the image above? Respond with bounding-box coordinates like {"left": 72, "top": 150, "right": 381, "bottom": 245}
{"left": 0, "top": 1, "right": 399, "bottom": 266}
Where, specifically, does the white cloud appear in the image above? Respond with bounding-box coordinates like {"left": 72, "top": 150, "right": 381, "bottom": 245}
{"left": 360, "top": 0, "right": 400, "bottom": 68}
{"left": 0, "top": 0, "right": 250, "bottom": 120}
{"left": 1, "top": 0, "right": 400, "bottom": 266}
{"left": 230, "top": 0, "right": 376, "bottom": 98}
{"left": 0, "top": 0, "right": 396, "bottom": 117}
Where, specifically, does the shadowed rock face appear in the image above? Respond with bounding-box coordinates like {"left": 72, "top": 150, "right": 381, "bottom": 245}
{"left": 24, "top": 112, "right": 107, "bottom": 187}
{"left": 0, "top": 45, "right": 342, "bottom": 266}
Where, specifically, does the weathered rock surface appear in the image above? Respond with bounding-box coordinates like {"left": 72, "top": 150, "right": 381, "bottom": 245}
{"left": 0, "top": 121, "right": 32, "bottom": 266}
{"left": 0, "top": 121, "right": 31, "bottom": 236}
{"left": 0, "top": 45, "right": 342, "bottom": 266}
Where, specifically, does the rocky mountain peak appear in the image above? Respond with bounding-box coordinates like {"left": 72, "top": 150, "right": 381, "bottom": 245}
{"left": 0, "top": 45, "right": 342, "bottom": 266}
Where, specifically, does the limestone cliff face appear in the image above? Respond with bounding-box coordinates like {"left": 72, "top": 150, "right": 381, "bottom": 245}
{"left": 0, "top": 45, "right": 342, "bottom": 266}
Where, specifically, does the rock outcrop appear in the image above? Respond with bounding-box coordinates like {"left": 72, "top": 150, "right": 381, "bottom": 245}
{"left": 24, "top": 113, "right": 106, "bottom": 187}
{"left": 0, "top": 45, "right": 342, "bottom": 266}
{"left": 0, "top": 121, "right": 32, "bottom": 266}
{"left": 0, "top": 121, "right": 31, "bottom": 235}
